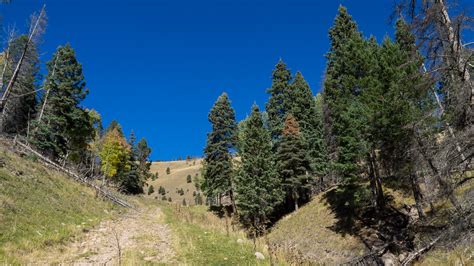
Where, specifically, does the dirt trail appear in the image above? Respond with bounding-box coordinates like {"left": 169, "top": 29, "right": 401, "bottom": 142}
{"left": 37, "top": 206, "right": 175, "bottom": 265}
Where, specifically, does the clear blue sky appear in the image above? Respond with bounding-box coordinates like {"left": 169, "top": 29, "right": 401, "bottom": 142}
{"left": 0, "top": 0, "right": 417, "bottom": 160}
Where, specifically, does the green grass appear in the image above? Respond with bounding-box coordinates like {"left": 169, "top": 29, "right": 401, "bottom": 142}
{"left": 0, "top": 146, "right": 120, "bottom": 264}
{"left": 161, "top": 203, "right": 270, "bottom": 265}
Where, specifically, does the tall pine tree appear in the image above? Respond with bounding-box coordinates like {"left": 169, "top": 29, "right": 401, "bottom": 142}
{"left": 288, "top": 72, "right": 328, "bottom": 179}
{"left": 31, "top": 44, "right": 93, "bottom": 161}
{"left": 276, "top": 114, "right": 311, "bottom": 210}
{"left": 266, "top": 59, "right": 292, "bottom": 142}
{"left": 236, "top": 104, "right": 282, "bottom": 233}
{"left": 323, "top": 5, "right": 372, "bottom": 184}
{"left": 202, "top": 93, "right": 238, "bottom": 212}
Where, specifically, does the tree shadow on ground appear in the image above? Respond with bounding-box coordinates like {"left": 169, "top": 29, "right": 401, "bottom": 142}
{"left": 323, "top": 182, "right": 414, "bottom": 252}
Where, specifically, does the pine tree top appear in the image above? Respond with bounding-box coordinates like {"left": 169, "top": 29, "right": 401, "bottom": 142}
{"left": 328, "top": 5, "right": 361, "bottom": 52}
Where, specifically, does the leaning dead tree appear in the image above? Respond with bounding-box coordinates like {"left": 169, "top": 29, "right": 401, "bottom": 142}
{"left": 397, "top": 0, "right": 473, "bottom": 127}
{"left": 395, "top": 0, "right": 473, "bottom": 206}
{"left": 0, "top": 5, "right": 46, "bottom": 130}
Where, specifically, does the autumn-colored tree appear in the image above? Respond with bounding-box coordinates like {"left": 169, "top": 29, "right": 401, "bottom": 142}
{"left": 99, "top": 127, "right": 131, "bottom": 183}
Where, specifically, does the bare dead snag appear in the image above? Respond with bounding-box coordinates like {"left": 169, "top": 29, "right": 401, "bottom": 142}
{"left": 0, "top": 5, "right": 46, "bottom": 111}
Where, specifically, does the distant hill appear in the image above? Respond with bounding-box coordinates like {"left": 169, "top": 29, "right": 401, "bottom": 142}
{"left": 147, "top": 158, "right": 203, "bottom": 205}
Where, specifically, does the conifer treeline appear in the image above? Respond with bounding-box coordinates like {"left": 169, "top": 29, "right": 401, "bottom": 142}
{"left": 203, "top": 4, "right": 472, "bottom": 235}
{"left": 0, "top": 7, "right": 152, "bottom": 194}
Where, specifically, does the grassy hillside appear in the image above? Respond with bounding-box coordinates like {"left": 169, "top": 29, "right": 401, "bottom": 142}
{"left": 0, "top": 143, "right": 120, "bottom": 264}
{"left": 268, "top": 187, "right": 368, "bottom": 264}
{"left": 147, "top": 159, "right": 203, "bottom": 205}
{"left": 161, "top": 203, "right": 274, "bottom": 265}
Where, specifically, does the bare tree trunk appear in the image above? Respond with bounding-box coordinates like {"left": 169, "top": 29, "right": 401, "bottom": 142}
{"left": 423, "top": 64, "right": 466, "bottom": 161}
{"left": 37, "top": 54, "right": 59, "bottom": 123}
{"left": 293, "top": 190, "right": 299, "bottom": 211}
{"left": 415, "top": 135, "right": 460, "bottom": 210}
{"left": 435, "top": 0, "right": 473, "bottom": 106}
{"left": 368, "top": 150, "right": 385, "bottom": 209}
{"left": 410, "top": 173, "right": 426, "bottom": 220}
{"left": 0, "top": 5, "right": 45, "bottom": 112}
{"left": 0, "top": 40, "right": 12, "bottom": 92}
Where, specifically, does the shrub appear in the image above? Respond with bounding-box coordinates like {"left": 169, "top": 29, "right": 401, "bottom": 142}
{"left": 166, "top": 167, "right": 171, "bottom": 175}
{"left": 187, "top": 174, "right": 192, "bottom": 183}
{"left": 147, "top": 185, "right": 154, "bottom": 195}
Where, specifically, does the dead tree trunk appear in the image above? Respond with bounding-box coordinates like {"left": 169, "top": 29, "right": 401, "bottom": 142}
{"left": 0, "top": 5, "right": 45, "bottom": 111}
{"left": 37, "top": 54, "right": 59, "bottom": 123}
{"left": 415, "top": 135, "right": 460, "bottom": 210}
{"left": 410, "top": 173, "right": 426, "bottom": 220}
{"left": 0, "top": 5, "right": 46, "bottom": 130}
{"left": 435, "top": 0, "right": 473, "bottom": 111}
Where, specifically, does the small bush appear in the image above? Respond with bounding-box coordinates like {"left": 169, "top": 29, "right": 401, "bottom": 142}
{"left": 148, "top": 185, "right": 154, "bottom": 195}
{"left": 166, "top": 167, "right": 171, "bottom": 175}
{"left": 186, "top": 174, "right": 192, "bottom": 183}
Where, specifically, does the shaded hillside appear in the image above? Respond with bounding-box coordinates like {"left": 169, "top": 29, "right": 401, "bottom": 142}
{"left": 268, "top": 187, "right": 368, "bottom": 264}
{"left": 0, "top": 143, "right": 119, "bottom": 264}
{"left": 147, "top": 159, "right": 203, "bottom": 205}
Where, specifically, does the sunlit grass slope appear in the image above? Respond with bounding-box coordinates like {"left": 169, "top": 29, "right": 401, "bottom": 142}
{"left": 0, "top": 144, "right": 118, "bottom": 264}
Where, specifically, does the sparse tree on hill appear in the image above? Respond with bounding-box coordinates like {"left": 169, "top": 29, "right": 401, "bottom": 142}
{"left": 148, "top": 185, "right": 154, "bottom": 195}
{"left": 166, "top": 167, "right": 171, "bottom": 175}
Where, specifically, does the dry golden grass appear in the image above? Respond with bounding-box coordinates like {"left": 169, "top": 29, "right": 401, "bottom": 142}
{"left": 268, "top": 189, "right": 367, "bottom": 265}
{"left": 147, "top": 159, "right": 203, "bottom": 205}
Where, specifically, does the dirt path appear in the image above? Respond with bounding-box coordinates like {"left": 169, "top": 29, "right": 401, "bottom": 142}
{"left": 38, "top": 206, "right": 176, "bottom": 265}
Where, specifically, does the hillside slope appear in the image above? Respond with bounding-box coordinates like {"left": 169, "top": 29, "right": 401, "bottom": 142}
{"left": 147, "top": 159, "right": 203, "bottom": 205}
{"left": 0, "top": 143, "right": 119, "bottom": 264}
{"left": 268, "top": 187, "right": 368, "bottom": 264}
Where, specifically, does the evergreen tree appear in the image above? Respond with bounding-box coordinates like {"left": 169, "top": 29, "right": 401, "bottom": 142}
{"left": 202, "top": 93, "right": 238, "bottom": 212}
{"left": 148, "top": 185, "right": 154, "bottom": 195}
{"left": 1, "top": 35, "right": 39, "bottom": 134}
{"left": 136, "top": 138, "right": 152, "bottom": 179}
{"left": 312, "top": 94, "right": 329, "bottom": 180}
{"left": 276, "top": 115, "right": 311, "bottom": 210}
{"left": 119, "top": 131, "right": 145, "bottom": 194}
{"left": 31, "top": 44, "right": 93, "bottom": 161}
{"left": 266, "top": 59, "right": 292, "bottom": 141}
{"left": 323, "top": 6, "right": 372, "bottom": 183}
{"left": 236, "top": 104, "right": 282, "bottom": 233}
{"left": 288, "top": 72, "right": 328, "bottom": 178}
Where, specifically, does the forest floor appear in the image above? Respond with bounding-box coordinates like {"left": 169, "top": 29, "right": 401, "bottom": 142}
{"left": 32, "top": 204, "right": 176, "bottom": 265}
